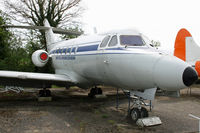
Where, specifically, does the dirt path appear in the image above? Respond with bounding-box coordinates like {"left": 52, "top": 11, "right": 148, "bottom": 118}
{"left": 0, "top": 87, "right": 199, "bottom": 133}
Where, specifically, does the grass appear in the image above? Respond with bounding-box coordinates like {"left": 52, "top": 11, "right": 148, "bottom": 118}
{"left": 94, "top": 109, "right": 100, "bottom": 114}
{"left": 2, "top": 93, "right": 16, "bottom": 97}
{"left": 80, "top": 121, "right": 86, "bottom": 133}
{"left": 108, "top": 120, "right": 116, "bottom": 125}
{"left": 102, "top": 114, "right": 109, "bottom": 119}
{"left": 51, "top": 85, "right": 64, "bottom": 88}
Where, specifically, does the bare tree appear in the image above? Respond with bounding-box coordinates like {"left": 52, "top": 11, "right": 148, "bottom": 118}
{"left": 4, "top": 0, "right": 83, "bottom": 26}
{"left": 4, "top": 0, "right": 84, "bottom": 49}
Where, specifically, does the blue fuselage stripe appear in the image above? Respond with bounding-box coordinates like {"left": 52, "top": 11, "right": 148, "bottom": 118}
{"left": 77, "top": 44, "right": 99, "bottom": 52}
{"left": 104, "top": 47, "right": 124, "bottom": 50}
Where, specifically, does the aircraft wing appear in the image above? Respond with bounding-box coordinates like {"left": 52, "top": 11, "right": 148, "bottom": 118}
{"left": 0, "top": 71, "right": 75, "bottom": 88}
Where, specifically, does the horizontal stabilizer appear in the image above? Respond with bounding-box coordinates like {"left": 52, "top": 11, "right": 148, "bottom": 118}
{"left": 1, "top": 25, "right": 82, "bottom": 36}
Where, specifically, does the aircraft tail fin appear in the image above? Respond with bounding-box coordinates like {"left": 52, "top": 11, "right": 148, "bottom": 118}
{"left": 174, "top": 28, "right": 200, "bottom": 76}
{"left": 43, "top": 19, "right": 56, "bottom": 51}
{"left": 174, "top": 28, "right": 191, "bottom": 61}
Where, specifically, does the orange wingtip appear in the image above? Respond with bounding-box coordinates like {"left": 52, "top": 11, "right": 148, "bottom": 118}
{"left": 174, "top": 28, "right": 192, "bottom": 61}
{"left": 195, "top": 61, "right": 200, "bottom": 76}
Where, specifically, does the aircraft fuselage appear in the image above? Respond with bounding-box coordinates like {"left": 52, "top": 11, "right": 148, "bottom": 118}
{"left": 49, "top": 30, "right": 197, "bottom": 91}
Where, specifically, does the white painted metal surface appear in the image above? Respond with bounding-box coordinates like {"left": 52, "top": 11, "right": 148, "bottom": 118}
{"left": 136, "top": 117, "right": 162, "bottom": 127}
{"left": 0, "top": 86, "right": 24, "bottom": 93}
{"left": 32, "top": 50, "right": 49, "bottom": 67}
{"left": 130, "top": 88, "right": 157, "bottom": 100}
{"left": 186, "top": 37, "right": 200, "bottom": 65}
{"left": 0, "top": 71, "right": 72, "bottom": 82}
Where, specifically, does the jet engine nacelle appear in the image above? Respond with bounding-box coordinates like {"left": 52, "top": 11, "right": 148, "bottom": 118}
{"left": 32, "top": 50, "right": 49, "bottom": 67}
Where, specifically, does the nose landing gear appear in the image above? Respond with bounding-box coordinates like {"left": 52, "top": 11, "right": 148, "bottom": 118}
{"left": 118, "top": 88, "right": 157, "bottom": 122}
{"left": 129, "top": 104, "right": 149, "bottom": 122}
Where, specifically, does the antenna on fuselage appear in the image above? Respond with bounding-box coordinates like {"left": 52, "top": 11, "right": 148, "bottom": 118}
{"left": 93, "top": 27, "right": 97, "bottom": 34}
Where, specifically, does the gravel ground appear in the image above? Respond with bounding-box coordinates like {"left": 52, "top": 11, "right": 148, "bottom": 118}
{"left": 0, "top": 87, "right": 199, "bottom": 133}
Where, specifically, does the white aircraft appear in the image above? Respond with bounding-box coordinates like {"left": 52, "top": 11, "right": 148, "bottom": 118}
{"left": 0, "top": 20, "right": 198, "bottom": 122}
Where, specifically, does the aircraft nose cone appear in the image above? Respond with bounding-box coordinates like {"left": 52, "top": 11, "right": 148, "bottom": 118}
{"left": 182, "top": 67, "right": 198, "bottom": 86}
{"left": 153, "top": 55, "right": 198, "bottom": 90}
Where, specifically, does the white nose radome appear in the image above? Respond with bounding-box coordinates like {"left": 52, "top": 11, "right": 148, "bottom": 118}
{"left": 153, "top": 55, "right": 198, "bottom": 91}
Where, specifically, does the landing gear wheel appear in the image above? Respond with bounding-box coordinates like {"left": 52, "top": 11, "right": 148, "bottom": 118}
{"left": 39, "top": 89, "right": 51, "bottom": 97}
{"left": 97, "top": 88, "right": 102, "bottom": 94}
{"left": 45, "top": 90, "right": 51, "bottom": 97}
{"left": 88, "top": 88, "right": 96, "bottom": 98}
{"left": 39, "top": 90, "right": 45, "bottom": 97}
{"left": 88, "top": 92, "right": 94, "bottom": 98}
{"left": 88, "top": 87, "right": 103, "bottom": 98}
{"left": 130, "top": 108, "right": 140, "bottom": 122}
{"left": 140, "top": 107, "right": 149, "bottom": 118}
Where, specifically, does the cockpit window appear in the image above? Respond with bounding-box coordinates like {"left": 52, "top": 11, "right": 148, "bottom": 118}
{"left": 100, "top": 35, "right": 110, "bottom": 47}
{"left": 108, "top": 35, "right": 118, "bottom": 47}
{"left": 120, "top": 35, "right": 145, "bottom": 46}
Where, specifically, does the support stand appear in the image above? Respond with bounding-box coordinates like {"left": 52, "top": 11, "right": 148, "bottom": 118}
{"left": 116, "top": 88, "right": 119, "bottom": 109}
{"left": 189, "top": 114, "right": 200, "bottom": 133}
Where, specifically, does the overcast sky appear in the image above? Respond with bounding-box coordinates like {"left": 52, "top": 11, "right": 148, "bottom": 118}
{"left": 81, "top": 0, "right": 200, "bottom": 52}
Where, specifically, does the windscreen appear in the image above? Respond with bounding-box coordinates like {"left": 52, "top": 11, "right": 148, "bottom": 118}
{"left": 120, "top": 35, "right": 145, "bottom": 46}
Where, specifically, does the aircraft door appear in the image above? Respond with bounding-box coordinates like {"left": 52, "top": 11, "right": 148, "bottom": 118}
{"left": 97, "top": 35, "right": 111, "bottom": 83}
{"left": 103, "top": 35, "right": 119, "bottom": 85}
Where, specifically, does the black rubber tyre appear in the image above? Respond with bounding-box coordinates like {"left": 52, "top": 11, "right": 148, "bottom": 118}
{"left": 140, "top": 107, "right": 149, "bottom": 118}
{"left": 88, "top": 88, "right": 95, "bottom": 98}
{"left": 39, "top": 89, "right": 51, "bottom": 97}
{"left": 88, "top": 92, "right": 94, "bottom": 98}
{"left": 130, "top": 108, "right": 140, "bottom": 122}
{"left": 39, "top": 90, "right": 45, "bottom": 97}
{"left": 45, "top": 90, "right": 51, "bottom": 97}
{"left": 88, "top": 87, "right": 103, "bottom": 98}
{"left": 97, "top": 88, "right": 102, "bottom": 94}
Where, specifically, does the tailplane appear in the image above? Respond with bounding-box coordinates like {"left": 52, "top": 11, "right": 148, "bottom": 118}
{"left": 1, "top": 19, "right": 82, "bottom": 52}
{"left": 174, "top": 28, "right": 200, "bottom": 76}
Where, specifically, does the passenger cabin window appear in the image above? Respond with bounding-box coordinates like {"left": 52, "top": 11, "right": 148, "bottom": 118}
{"left": 59, "top": 48, "right": 62, "bottom": 54}
{"left": 71, "top": 47, "right": 76, "bottom": 54}
{"left": 108, "top": 35, "right": 118, "bottom": 47}
{"left": 120, "top": 35, "right": 145, "bottom": 46}
{"left": 100, "top": 35, "right": 110, "bottom": 47}
{"left": 67, "top": 48, "right": 71, "bottom": 54}
{"left": 56, "top": 49, "right": 59, "bottom": 54}
{"left": 62, "top": 48, "right": 67, "bottom": 54}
